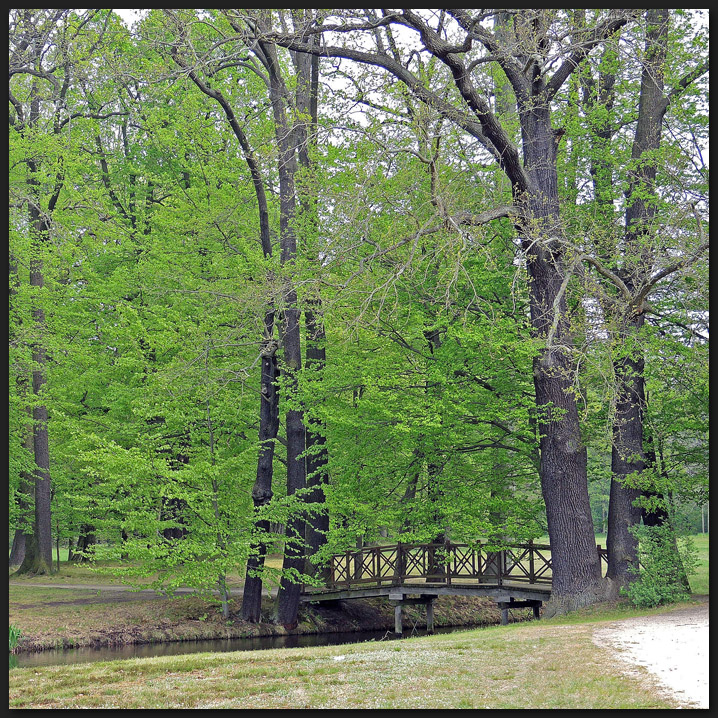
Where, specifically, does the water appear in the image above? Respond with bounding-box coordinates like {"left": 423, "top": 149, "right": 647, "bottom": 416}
{"left": 10, "top": 625, "right": 473, "bottom": 669}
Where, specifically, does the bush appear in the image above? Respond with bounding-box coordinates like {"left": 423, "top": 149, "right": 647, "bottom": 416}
{"left": 622, "top": 523, "right": 697, "bottom": 608}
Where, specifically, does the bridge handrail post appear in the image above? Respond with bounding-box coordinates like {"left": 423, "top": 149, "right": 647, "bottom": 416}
{"left": 393, "top": 542, "right": 405, "bottom": 585}
{"left": 445, "top": 539, "right": 451, "bottom": 586}
{"left": 529, "top": 538, "right": 535, "bottom": 583}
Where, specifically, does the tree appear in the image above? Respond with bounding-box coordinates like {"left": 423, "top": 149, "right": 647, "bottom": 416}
{"left": 259, "top": 8, "right": 646, "bottom": 614}
{"left": 9, "top": 9, "right": 118, "bottom": 573}
{"left": 565, "top": 9, "right": 708, "bottom": 593}
{"left": 8, "top": 9, "right": 706, "bottom": 620}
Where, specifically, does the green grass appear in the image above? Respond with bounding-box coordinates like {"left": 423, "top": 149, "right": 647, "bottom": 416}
{"left": 8, "top": 600, "right": 699, "bottom": 709}
{"left": 687, "top": 533, "right": 709, "bottom": 594}
{"left": 8, "top": 535, "right": 707, "bottom": 708}
{"left": 9, "top": 553, "right": 285, "bottom": 587}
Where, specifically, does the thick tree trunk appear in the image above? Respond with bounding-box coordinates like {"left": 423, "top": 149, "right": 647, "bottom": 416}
{"left": 518, "top": 103, "right": 603, "bottom": 614}
{"left": 605, "top": 322, "right": 645, "bottom": 593}
{"left": 275, "top": 304, "right": 307, "bottom": 628}
{"left": 303, "top": 304, "right": 330, "bottom": 580}
{"left": 9, "top": 433, "right": 33, "bottom": 568}
{"left": 242, "top": 325, "right": 280, "bottom": 622}
{"left": 16, "top": 533, "right": 43, "bottom": 575}
{"left": 262, "top": 33, "right": 308, "bottom": 628}
{"left": 605, "top": 9, "right": 670, "bottom": 595}
{"left": 9, "top": 530, "right": 27, "bottom": 568}
{"left": 297, "top": 45, "right": 330, "bottom": 581}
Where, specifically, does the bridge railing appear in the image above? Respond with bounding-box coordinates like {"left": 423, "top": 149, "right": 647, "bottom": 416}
{"left": 327, "top": 540, "right": 562, "bottom": 590}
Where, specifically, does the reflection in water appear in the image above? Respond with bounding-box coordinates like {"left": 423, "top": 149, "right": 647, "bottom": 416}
{"left": 11, "top": 625, "right": 474, "bottom": 669}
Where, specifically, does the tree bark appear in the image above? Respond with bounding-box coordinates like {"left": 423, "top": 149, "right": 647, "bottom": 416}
{"left": 255, "top": 30, "right": 308, "bottom": 629}
{"left": 9, "top": 529, "right": 27, "bottom": 568}
{"left": 518, "top": 98, "right": 603, "bottom": 614}
{"left": 303, "top": 303, "right": 330, "bottom": 580}
{"left": 242, "top": 325, "right": 280, "bottom": 622}
{"left": 296, "top": 38, "right": 330, "bottom": 581}
{"left": 25, "top": 158, "right": 54, "bottom": 575}
{"left": 605, "top": 9, "right": 669, "bottom": 594}
{"left": 73, "top": 524, "right": 96, "bottom": 562}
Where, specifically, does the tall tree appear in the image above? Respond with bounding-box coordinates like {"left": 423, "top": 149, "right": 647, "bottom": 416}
{"left": 262, "top": 8, "right": 643, "bottom": 613}
{"left": 570, "top": 10, "right": 708, "bottom": 592}
{"left": 161, "top": 7, "right": 282, "bottom": 623}
{"left": 10, "top": 9, "right": 99, "bottom": 574}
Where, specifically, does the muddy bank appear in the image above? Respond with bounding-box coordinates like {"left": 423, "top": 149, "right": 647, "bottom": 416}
{"left": 14, "top": 594, "right": 511, "bottom": 654}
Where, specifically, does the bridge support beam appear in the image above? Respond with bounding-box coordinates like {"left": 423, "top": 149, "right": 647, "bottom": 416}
{"left": 390, "top": 595, "right": 435, "bottom": 636}
{"left": 497, "top": 599, "right": 543, "bottom": 625}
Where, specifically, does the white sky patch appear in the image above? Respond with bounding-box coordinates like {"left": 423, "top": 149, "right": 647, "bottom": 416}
{"left": 113, "top": 9, "right": 145, "bottom": 27}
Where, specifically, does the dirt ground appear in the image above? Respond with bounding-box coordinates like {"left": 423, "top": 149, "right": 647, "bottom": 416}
{"left": 592, "top": 598, "right": 709, "bottom": 709}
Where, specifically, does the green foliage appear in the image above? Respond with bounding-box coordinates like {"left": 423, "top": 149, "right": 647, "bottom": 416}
{"left": 8, "top": 10, "right": 708, "bottom": 603}
{"left": 9, "top": 625, "right": 23, "bottom": 652}
{"left": 622, "top": 523, "right": 697, "bottom": 608}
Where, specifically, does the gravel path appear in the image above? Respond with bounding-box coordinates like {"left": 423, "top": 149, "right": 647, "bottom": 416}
{"left": 593, "top": 601, "right": 709, "bottom": 709}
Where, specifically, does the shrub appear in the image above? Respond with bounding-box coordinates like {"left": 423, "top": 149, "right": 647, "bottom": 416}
{"left": 622, "top": 523, "right": 697, "bottom": 608}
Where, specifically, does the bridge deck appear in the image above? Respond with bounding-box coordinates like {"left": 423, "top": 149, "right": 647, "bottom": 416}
{"left": 300, "top": 581, "right": 551, "bottom": 603}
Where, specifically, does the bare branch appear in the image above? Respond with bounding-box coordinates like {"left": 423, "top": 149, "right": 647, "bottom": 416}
{"left": 634, "top": 206, "right": 709, "bottom": 306}
{"left": 544, "top": 10, "right": 640, "bottom": 100}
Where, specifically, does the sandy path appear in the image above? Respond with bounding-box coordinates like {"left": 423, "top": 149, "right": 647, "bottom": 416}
{"left": 593, "top": 601, "right": 709, "bottom": 709}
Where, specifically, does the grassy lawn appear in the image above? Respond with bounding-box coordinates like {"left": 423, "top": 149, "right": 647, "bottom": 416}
{"left": 8, "top": 535, "right": 707, "bottom": 708}
{"left": 8, "top": 553, "right": 285, "bottom": 588}
{"left": 689, "top": 533, "right": 709, "bottom": 594}
{"left": 8, "top": 600, "right": 699, "bottom": 709}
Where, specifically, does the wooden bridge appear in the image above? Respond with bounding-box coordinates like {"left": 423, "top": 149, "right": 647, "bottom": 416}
{"left": 300, "top": 540, "right": 608, "bottom": 634}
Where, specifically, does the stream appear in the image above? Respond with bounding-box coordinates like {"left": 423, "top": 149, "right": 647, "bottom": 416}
{"left": 10, "top": 624, "right": 472, "bottom": 669}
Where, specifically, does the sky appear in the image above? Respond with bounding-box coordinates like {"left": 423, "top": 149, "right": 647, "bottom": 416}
{"left": 113, "top": 9, "right": 143, "bottom": 26}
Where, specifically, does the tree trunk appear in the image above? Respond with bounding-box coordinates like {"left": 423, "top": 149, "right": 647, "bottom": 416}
{"left": 303, "top": 303, "right": 330, "bottom": 581}
{"left": 242, "top": 326, "right": 280, "bottom": 622}
{"left": 26, "top": 169, "right": 53, "bottom": 575}
{"left": 518, "top": 101, "right": 602, "bottom": 614}
{"left": 260, "top": 32, "right": 308, "bottom": 629}
{"left": 73, "top": 524, "right": 96, "bottom": 562}
{"left": 605, "top": 327, "right": 645, "bottom": 592}
{"left": 9, "top": 529, "right": 27, "bottom": 569}
{"left": 9, "top": 431, "right": 33, "bottom": 569}
{"left": 605, "top": 9, "right": 670, "bottom": 595}
{"left": 297, "top": 43, "right": 330, "bottom": 582}
{"left": 274, "top": 305, "right": 307, "bottom": 627}
{"left": 9, "top": 254, "right": 33, "bottom": 570}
